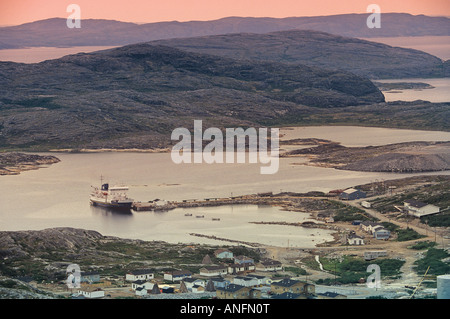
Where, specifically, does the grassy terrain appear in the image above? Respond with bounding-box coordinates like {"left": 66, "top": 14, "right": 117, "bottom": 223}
{"left": 414, "top": 248, "right": 450, "bottom": 276}
{"left": 315, "top": 256, "right": 404, "bottom": 285}
{"left": 329, "top": 200, "right": 378, "bottom": 222}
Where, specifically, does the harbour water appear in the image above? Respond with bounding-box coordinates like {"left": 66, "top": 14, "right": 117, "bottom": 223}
{"left": 0, "top": 126, "right": 448, "bottom": 247}
{"left": 376, "top": 78, "right": 450, "bottom": 103}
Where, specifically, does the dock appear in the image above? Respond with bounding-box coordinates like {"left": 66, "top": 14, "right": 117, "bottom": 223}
{"left": 131, "top": 193, "right": 280, "bottom": 212}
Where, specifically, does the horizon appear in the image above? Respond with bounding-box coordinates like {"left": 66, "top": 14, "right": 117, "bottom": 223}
{"left": 1, "top": 0, "right": 449, "bottom": 26}
{"left": 0, "top": 11, "right": 449, "bottom": 28}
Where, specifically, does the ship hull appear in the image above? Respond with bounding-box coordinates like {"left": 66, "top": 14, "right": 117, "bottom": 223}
{"left": 90, "top": 199, "right": 133, "bottom": 211}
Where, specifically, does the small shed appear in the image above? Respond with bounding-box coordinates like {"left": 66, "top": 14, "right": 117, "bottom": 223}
{"left": 373, "top": 228, "right": 390, "bottom": 240}
{"left": 339, "top": 188, "right": 366, "bottom": 200}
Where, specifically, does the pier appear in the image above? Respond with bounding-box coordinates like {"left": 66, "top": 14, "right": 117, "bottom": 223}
{"left": 131, "top": 192, "right": 289, "bottom": 212}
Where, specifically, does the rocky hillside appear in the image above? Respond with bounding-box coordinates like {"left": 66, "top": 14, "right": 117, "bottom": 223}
{"left": 0, "top": 228, "right": 104, "bottom": 259}
{"left": 0, "top": 44, "right": 384, "bottom": 150}
{"left": 152, "top": 30, "right": 446, "bottom": 79}
{"left": 283, "top": 141, "right": 450, "bottom": 173}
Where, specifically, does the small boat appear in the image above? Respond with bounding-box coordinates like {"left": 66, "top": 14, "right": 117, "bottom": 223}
{"left": 90, "top": 178, "right": 133, "bottom": 211}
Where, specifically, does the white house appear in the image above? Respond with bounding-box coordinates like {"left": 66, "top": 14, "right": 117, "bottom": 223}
{"left": 404, "top": 200, "right": 440, "bottom": 218}
{"left": 164, "top": 270, "right": 192, "bottom": 282}
{"left": 131, "top": 280, "right": 154, "bottom": 291}
{"left": 228, "top": 263, "right": 255, "bottom": 274}
{"left": 246, "top": 274, "right": 271, "bottom": 286}
{"left": 347, "top": 234, "right": 364, "bottom": 245}
{"left": 182, "top": 278, "right": 206, "bottom": 291}
{"left": 126, "top": 269, "right": 154, "bottom": 282}
{"left": 199, "top": 265, "right": 228, "bottom": 277}
{"left": 233, "top": 276, "right": 259, "bottom": 287}
{"left": 361, "top": 221, "right": 382, "bottom": 234}
{"left": 255, "top": 259, "right": 283, "bottom": 272}
{"left": 77, "top": 288, "right": 105, "bottom": 299}
{"left": 135, "top": 287, "right": 147, "bottom": 296}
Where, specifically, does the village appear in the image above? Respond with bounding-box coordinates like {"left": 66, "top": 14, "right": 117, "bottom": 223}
{"left": 61, "top": 178, "right": 448, "bottom": 300}
{"left": 2, "top": 176, "right": 447, "bottom": 300}
{"left": 66, "top": 249, "right": 345, "bottom": 300}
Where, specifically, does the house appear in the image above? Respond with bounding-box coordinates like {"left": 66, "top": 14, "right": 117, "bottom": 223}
{"left": 373, "top": 227, "right": 391, "bottom": 240}
{"left": 360, "top": 221, "right": 381, "bottom": 234}
{"left": 339, "top": 188, "right": 366, "bottom": 200}
{"left": 234, "top": 255, "right": 254, "bottom": 264}
{"left": 77, "top": 287, "right": 105, "bottom": 299}
{"left": 271, "top": 292, "right": 305, "bottom": 299}
{"left": 316, "top": 292, "right": 347, "bottom": 299}
{"left": 192, "top": 285, "right": 205, "bottom": 293}
{"left": 199, "top": 265, "right": 228, "bottom": 277}
{"left": 255, "top": 259, "right": 283, "bottom": 272}
{"left": 164, "top": 270, "right": 192, "bottom": 282}
{"left": 404, "top": 200, "right": 440, "bottom": 218}
{"left": 209, "top": 277, "right": 230, "bottom": 289}
{"left": 214, "top": 249, "right": 233, "bottom": 259}
{"left": 233, "top": 276, "right": 259, "bottom": 287}
{"left": 347, "top": 234, "right": 364, "bottom": 245}
{"left": 131, "top": 280, "right": 154, "bottom": 291}
{"left": 125, "top": 269, "right": 154, "bottom": 282}
{"left": 182, "top": 278, "right": 206, "bottom": 291}
{"left": 216, "top": 284, "right": 252, "bottom": 299}
{"left": 246, "top": 274, "right": 271, "bottom": 286}
{"left": 135, "top": 287, "right": 147, "bottom": 296}
{"left": 80, "top": 271, "right": 100, "bottom": 283}
{"left": 270, "top": 278, "right": 315, "bottom": 296}
{"left": 228, "top": 263, "right": 255, "bottom": 274}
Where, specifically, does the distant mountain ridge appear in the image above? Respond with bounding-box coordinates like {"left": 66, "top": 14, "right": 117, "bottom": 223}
{"left": 0, "top": 43, "right": 384, "bottom": 149}
{"left": 151, "top": 30, "right": 447, "bottom": 79}
{"left": 0, "top": 13, "right": 449, "bottom": 50}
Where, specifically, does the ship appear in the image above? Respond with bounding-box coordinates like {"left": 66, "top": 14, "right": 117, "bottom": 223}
{"left": 90, "top": 181, "right": 134, "bottom": 211}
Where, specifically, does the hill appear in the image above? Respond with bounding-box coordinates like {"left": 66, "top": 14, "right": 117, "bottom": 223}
{"left": 0, "top": 13, "right": 449, "bottom": 50}
{"left": 152, "top": 30, "right": 446, "bottom": 79}
{"left": 0, "top": 44, "right": 385, "bottom": 150}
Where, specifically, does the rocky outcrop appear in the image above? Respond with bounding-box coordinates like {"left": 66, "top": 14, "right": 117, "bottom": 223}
{"left": 0, "top": 152, "right": 60, "bottom": 175}
{"left": 283, "top": 141, "right": 450, "bottom": 173}
{"left": 0, "top": 228, "right": 103, "bottom": 259}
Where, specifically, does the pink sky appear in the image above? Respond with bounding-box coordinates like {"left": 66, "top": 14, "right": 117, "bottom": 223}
{"left": 0, "top": 0, "right": 449, "bottom": 26}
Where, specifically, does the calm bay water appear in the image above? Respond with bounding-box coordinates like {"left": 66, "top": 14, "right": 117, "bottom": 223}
{"left": 376, "top": 78, "right": 450, "bottom": 103}
{"left": 0, "top": 126, "right": 449, "bottom": 247}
